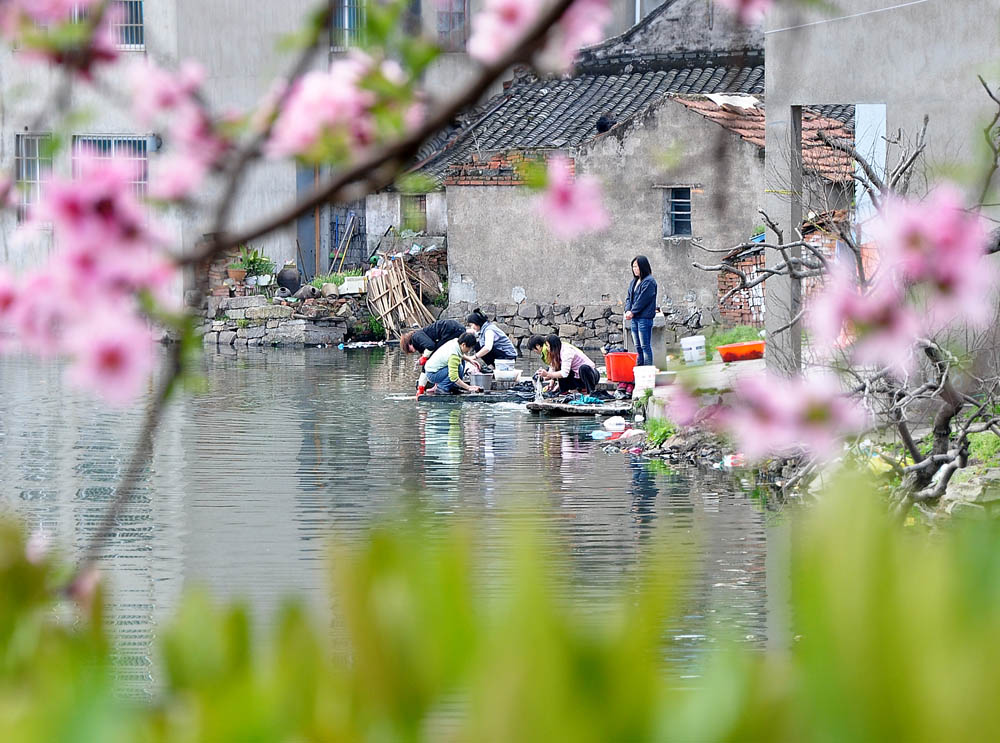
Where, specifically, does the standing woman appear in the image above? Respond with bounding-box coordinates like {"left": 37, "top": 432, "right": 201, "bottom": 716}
{"left": 623, "top": 255, "right": 657, "bottom": 367}
{"left": 466, "top": 308, "right": 517, "bottom": 368}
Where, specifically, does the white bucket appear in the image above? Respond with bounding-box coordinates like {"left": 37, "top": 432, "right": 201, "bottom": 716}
{"left": 495, "top": 359, "right": 516, "bottom": 371}
{"left": 632, "top": 365, "right": 658, "bottom": 389}
{"left": 681, "top": 335, "right": 706, "bottom": 365}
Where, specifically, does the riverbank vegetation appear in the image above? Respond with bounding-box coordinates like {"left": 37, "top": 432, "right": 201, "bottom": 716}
{"left": 4, "top": 477, "right": 1000, "bottom": 740}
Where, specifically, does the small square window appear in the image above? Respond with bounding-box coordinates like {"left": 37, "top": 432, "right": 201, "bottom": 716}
{"left": 74, "top": 1, "right": 144, "bottom": 50}
{"left": 14, "top": 133, "right": 53, "bottom": 223}
{"left": 664, "top": 187, "right": 692, "bottom": 237}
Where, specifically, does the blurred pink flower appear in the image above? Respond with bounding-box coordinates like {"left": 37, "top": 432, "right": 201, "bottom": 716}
{"left": 536, "top": 156, "right": 610, "bottom": 240}
{"left": 807, "top": 267, "right": 920, "bottom": 377}
{"left": 0, "top": 0, "right": 95, "bottom": 33}
{"left": 715, "top": 0, "right": 772, "bottom": 24}
{"left": 34, "top": 154, "right": 150, "bottom": 254}
{"left": 0, "top": 268, "right": 18, "bottom": 323}
{"left": 869, "top": 185, "right": 995, "bottom": 327}
{"left": 724, "top": 372, "right": 867, "bottom": 460}
{"left": 266, "top": 59, "right": 375, "bottom": 158}
{"left": 25, "top": 530, "right": 50, "bottom": 565}
{"left": 67, "top": 565, "right": 101, "bottom": 612}
{"left": 65, "top": 311, "right": 154, "bottom": 406}
{"left": 467, "top": 0, "right": 540, "bottom": 65}
{"left": 9, "top": 273, "right": 73, "bottom": 356}
{"left": 660, "top": 384, "right": 700, "bottom": 427}
{"left": 537, "top": 0, "right": 612, "bottom": 72}
{"left": 130, "top": 59, "right": 205, "bottom": 125}
{"left": 149, "top": 152, "right": 210, "bottom": 201}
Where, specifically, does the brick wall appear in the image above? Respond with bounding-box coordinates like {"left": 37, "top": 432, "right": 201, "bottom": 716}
{"left": 718, "top": 250, "right": 766, "bottom": 328}
{"left": 717, "top": 232, "right": 845, "bottom": 328}
{"left": 442, "top": 151, "right": 565, "bottom": 187}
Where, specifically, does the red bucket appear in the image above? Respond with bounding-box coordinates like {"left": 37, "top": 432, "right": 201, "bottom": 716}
{"left": 605, "top": 352, "right": 638, "bottom": 383}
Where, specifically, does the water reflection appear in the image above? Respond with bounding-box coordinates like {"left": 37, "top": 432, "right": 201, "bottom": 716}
{"left": 0, "top": 348, "right": 775, "bottom": 689}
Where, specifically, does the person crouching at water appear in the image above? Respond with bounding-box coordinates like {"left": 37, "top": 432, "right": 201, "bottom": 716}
{"left": 423, "top": 333, "right": 484, "bottom": 395}
{"left": 527, "top": 334, "right": 550, "bottom": 365}
{"left": 466, "top": 309, "right": 517, "bottom": 369}
{"left": 535, "top": 334, "right": 600, "bottom": 395}
{"left": 400, "top": 319, "right": 466, "bottom": 365}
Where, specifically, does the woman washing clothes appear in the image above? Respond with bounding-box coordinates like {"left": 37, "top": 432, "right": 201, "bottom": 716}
{"left": 466, "top": 309, "right": 517, "bottom": 370}
{"left": 534, "top": 334, "right": 600, "bottom": 396}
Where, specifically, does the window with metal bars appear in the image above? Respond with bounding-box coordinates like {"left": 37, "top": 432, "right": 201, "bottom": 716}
{"left": 664, "top": 187, "right": 692, "bottom": 237}
{"left": 14, "top": 133, "right": 53, "bottom": 223}
{"left": 332, "top": 0, "right": 366, "bottom": 50}
{"left": 72, "top": 135, "right": 149, "bottom": 197}
{"left": 437, "top": 0, "right": 467, "bottom": 51}
{"left": 114, "top": 0, "right": 144, "bottom": 49}
{"left": 402, "top": 194, "right": 427, "bottom": 233}
{"left": 74, "top": 1, "right": 144, "bottom": 49}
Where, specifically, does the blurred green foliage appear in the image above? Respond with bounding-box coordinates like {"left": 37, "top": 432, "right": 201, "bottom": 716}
{"left": 3, "top": 475, "right": 1000, "bottom": 741}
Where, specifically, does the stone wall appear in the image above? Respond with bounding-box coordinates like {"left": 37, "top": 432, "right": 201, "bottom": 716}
{"left": 202, "top": 294, "right": 374, "bottom": 348}
{"left": 443, "top": 301, "right": 624, "bottom": 351}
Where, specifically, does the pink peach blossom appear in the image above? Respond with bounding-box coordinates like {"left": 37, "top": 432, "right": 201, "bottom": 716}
{"left": 65, "top": 311, "right": 154, "bottom": 406}
{"left": 536, "top": 156, "right": 610, "bottom": 240}
{"left": 266, "top": 59, "right": 375, "bottom": 159}
{"left": 129, "top": 59, "right": 206, "bottom": 125}
{"left": 537, "top": 0, "right": 612, "bottom": 72}
{"left": 467, "top": 0, "right": 540, "bottom": 65}
{"left": 868, "top": 185, "right": 995, "bottom": 327}
{"left": 807, "top": 267, "right": 921, "bottom": 377}
{"left": 25, "top": 529, "right": 50, "bottom": 565}
{"left": 34, "top": 154, "right": 150, "bottom": 255}
{"left": 149, "top": 152, "right": 210, "bottom": 201}
{"left": 715, "top": 0, "right": 772, "bottom": 25}
{"left": 0, "top": 268, "right": 18, "bottom": 323}
{"left": 659, "top": 384, "right": 700, "bottom": 427}
{"left": 723, "top": 371, "right": 868, "bottom": 460}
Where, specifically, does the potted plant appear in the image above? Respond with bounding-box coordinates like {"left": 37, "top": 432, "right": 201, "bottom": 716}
{"left": 227, "top": 260, "right": 247, "bottom": 282}
{"left": 238, "top": 245, "right": 277, "bottom": 287}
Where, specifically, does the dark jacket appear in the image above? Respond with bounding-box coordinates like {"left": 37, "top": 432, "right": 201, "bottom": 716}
{"left": 625, "top": 276, "right": 658, "bottom": 320}
{"left": 411, "top": 319, "right": 465, "bottom": 354}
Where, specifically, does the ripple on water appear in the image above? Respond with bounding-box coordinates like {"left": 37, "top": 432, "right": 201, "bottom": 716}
{"left": 0, "top": 347, "right": 776, "bottom": 689}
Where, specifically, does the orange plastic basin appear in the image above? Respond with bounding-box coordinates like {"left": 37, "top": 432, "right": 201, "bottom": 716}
{"left": 605, "top": 352, "right": 638, "bottom": 382}
{"left": 717, "top": 340, "right": 765, "bottom": 362}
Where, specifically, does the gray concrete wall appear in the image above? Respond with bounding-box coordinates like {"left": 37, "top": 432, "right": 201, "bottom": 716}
{"left": 585, "top": 0, "right": 762, "bottom": 60}
{"left": 446, "top": 97, "right": 765, "bottom": 310}
{"left": 365, "top": 192, "right": 402, "bottom": 252}
{"left": 177, "top": 0, "right": 320, "bottom": 269}
{"left": 0, "top": 2, "right": 181, "bottom": 269}
{"left": 766, "top": 0, "right": 1000, "bottom": 183}
{"left": 0, "top": 1, "right": 311, "bottom": 275}
{"left": 764, "top": 0, "right": 1000, "bottom": 369}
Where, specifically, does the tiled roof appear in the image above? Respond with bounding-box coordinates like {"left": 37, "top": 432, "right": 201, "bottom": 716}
{"left": 673, "top": 96, "right": 855, "bottom": 182}
{"left": 412, "top": 53, "right": 765, "bottom": 182}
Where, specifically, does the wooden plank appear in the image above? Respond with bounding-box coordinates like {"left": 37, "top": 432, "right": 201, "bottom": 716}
{"left": 417, "top": 392, "right": 521, "bottom": 404}
{"left": 526, "top": 400, "right": 633, "bottom": 417}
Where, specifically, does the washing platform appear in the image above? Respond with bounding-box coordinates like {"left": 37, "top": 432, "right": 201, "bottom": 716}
{"left": 417, "top": 391, "right": 522, "bottom": 404}
{"left": 526, "top": 399, "right": 634, "bottom": 417}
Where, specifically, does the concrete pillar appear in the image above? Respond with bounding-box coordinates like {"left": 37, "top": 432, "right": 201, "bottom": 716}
{"left": 624, "top": 312, "right": 669, "bottom": 369}
{"left": 764, "top": 105, "right": 803, "bottom": 374}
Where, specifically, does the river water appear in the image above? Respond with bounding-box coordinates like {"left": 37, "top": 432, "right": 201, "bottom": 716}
{"left": 0, "top": 347, "right": 782, "bottom": 690}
